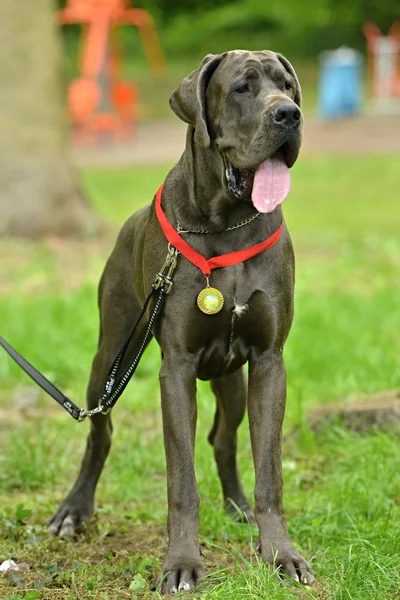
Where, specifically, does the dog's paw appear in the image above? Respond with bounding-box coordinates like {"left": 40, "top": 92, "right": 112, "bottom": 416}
{"left": 48, "top": 496, "right": 93, "bottom": 537}
{"left": 257, "top": 539, "right": 315, "bottom": 585}
{"left": 156, "top": 560, "right": 206, "bottom": 594}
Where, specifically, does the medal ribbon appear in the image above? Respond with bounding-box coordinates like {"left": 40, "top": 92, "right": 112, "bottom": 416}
{"left": 155, "top": 183, "right": 283, "bottom": 277}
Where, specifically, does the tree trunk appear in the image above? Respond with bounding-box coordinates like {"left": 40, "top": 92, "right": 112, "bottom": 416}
{"left": 0, "top": 0, "right": 100, "bottom": 237}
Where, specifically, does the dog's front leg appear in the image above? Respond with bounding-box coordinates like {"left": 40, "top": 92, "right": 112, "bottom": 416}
{"left": 248, "top": 350, "right": 315, "bottom": 585}
{"left": 157, "top": 355, "right": 205, "bottom": 594}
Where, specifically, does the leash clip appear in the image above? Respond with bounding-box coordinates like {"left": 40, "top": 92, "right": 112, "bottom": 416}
{"left": 78, "top": 401, "right": 108, "bottom": 422}
{"left": 153, "top": 245, "right": 179, "bottom": 294}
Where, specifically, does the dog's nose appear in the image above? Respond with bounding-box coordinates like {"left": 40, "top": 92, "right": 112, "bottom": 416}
{"left": 271, "top": 103, "right": 301, "bottom": 128}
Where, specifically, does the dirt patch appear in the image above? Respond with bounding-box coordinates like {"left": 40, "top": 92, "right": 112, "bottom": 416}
{"left": 302, "top": 114, "right": 400, "bottom": 156}
{"left": 308, "top": 389, "right": 400, "bottom": 432}
{"left": 0, "top": 519, "right": 267, "bottom": 600}
{"left": 72, "top": 114, "right": 400, "bottom": 168}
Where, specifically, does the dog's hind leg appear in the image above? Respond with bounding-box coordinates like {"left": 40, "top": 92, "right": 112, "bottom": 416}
{"left": 49, "top": 230, "right": 151, "bottom": 537}
{"left": 209, "top": 368, "right": 255, "bottom": 523}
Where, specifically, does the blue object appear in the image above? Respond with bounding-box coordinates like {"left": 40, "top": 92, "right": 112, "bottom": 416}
{"left": 318, "top": 47, "right": 364, "bottom": 119}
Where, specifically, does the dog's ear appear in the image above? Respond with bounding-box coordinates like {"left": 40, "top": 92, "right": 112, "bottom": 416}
{"left": 169, "top": 53, "right": 226, "bottom": 147}
{"left": 275, "top": 53, "right": 302, "bottom": 108}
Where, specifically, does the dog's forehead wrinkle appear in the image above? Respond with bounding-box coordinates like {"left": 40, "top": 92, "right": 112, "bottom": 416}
{"left": 225, "top": 59, "right": 266, "bottom": 80}
{"left": 219, "top": 51, "right": 265, "bottom": 76}
{"left": 217, "top": 62, "right": 285, "bottom": 94}
{"left": 261, "top": 57, "right": 280, "bottom": 70}
{"left": 239, "top": 67, "right": 261, "bottom": 81}
{"left": 273, "top": 66, "right": 287, "bottom": 82}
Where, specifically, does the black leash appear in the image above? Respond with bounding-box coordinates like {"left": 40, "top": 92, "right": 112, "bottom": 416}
{"left": 0, "top": 246, "right": 179, "bottom": 422}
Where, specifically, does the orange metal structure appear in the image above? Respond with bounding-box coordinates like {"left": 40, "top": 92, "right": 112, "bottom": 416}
{"left": 363, "top": 21, "right": 400, "bottom": 101}
{"left": 59, "top": 0, "right": 166, "bottom": 142}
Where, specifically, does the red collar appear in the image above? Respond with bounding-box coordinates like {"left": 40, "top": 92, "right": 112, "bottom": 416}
{"left": 155, "top": 183, "right": 283, "bottom": 277}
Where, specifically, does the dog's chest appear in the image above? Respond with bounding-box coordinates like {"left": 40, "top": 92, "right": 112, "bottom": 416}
{"left": 163, "top": 260, "right": 288, "bottom": 380}
{"left": 152, "top": 225, "right": 294, "bottom": 380}
{"left": 193, "top": 291, "right": 268, "bottom": 380}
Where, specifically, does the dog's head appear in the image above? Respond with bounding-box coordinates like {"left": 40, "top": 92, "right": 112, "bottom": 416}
{"left": 170, "top": 50, "right": 302, "bottom": 213}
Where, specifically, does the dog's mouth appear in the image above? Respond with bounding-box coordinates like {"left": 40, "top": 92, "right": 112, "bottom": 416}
{"left": 226, "top": 142, "right": 293, "bottom": 214}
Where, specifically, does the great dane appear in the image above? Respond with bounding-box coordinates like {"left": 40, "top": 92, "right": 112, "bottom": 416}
{"left": 49, "top": 50, "right": 315, "bottom": 592}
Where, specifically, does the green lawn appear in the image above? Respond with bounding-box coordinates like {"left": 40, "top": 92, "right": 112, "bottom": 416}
{"left": 0, "top": 155, "right": 399, "bottom": 600}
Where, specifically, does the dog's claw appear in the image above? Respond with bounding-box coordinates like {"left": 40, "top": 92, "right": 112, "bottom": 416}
{"left": 300, "top": 568, "right": 315, "bottom": 585}
{"left": 178, "top": 581, "right": 191, "bottom": 591}
{"left": 159, "top": 563, "right": 206, "bottom": 594}
{"left": 59, "top": 515, "right": 76, "bottom": 537}
{"left": 258, "top": 539, "right": 315, "bottom": 586}
{"left": 47, "top": 521, "right": 60, "bottom": 535}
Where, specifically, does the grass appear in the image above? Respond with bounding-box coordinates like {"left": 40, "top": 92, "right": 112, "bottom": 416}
{"left": 0, "top": 154, "right": 400, "bottom": 599}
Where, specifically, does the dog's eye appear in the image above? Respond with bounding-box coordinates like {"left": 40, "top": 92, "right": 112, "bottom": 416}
{"left": 235, "top": 84, "right": 250, "bottom": 94}
{"left": 284, "top": 81, "right": 293, "bottom": 93}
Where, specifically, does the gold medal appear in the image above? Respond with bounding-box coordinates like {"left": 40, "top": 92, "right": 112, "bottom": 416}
{"left": 197, "top": 276, "right": 224, "bottom": 315}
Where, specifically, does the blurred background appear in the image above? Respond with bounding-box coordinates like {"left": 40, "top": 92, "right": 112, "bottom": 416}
{"left": 62, "top": 0, "right": 400, "bottom": 160}
{"left": 60, "top": 0, "right": 400, "bottom": 115}
{"left": 0, "top": 1, "right": 399, "bottom": 599}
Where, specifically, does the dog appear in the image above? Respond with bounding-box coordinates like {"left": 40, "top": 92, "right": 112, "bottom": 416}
{"left": 48, "top": 50, "right": 314, "bottom": 593}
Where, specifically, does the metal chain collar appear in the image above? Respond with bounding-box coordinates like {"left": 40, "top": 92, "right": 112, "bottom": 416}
{"left": 177, "top": 210, "right": 260, "bottom": 235}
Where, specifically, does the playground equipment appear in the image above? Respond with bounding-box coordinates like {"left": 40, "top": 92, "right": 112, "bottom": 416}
{"left": 363, "top": 21, "right": 400, "bottom": 111}
{"left": 318, "top": 47, "right": 364, "bottom": 120}
{"left": 59, "top": 0, "right": 166, "bottom": 142}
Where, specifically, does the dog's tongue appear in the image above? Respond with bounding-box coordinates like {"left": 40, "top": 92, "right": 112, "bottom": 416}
{"left": 251, "top": 154, "right": 291, "bottom": 213}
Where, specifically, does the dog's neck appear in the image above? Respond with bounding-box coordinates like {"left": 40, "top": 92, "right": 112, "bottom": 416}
{"left": 165, "top": 127, "right": 256, "bottom": 232}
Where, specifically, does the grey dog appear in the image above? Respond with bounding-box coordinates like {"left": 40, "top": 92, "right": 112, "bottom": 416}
{"left": 49, "top": 50, "right": 315, "bottom": 593}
